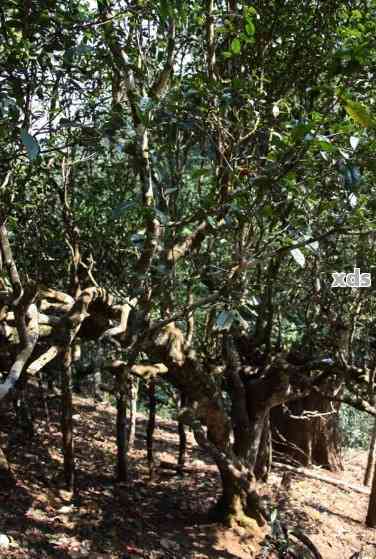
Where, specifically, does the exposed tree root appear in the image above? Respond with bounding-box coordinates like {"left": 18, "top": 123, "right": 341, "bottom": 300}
{"left": 273, "top": 461, "right": 370, "bottom": 495}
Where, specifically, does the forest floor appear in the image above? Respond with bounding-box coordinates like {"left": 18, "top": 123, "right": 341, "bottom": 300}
{"left": 1, "top": 392, "right": 376, "bottom": 559}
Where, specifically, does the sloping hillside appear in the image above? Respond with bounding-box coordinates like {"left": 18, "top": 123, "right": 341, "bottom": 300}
{"left": 1, "top": 394, "right": 376, "bottom": 558}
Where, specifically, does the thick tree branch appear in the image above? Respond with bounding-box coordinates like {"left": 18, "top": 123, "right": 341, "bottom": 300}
{"left": 166, "top": 221, "right": 211, "bottom": 263}
{"left": 315, "top": 388, "right": 376, "bottom": 417}
{"left": 0, "top": 224, "right": 23, "bottom": 305}
{"left": 150, "top": 19, "right": 176, "bottom": 99}
{"left": 0, "top": 302, "right": 39, "bottom": 400}
{"left": 99, "top": 297, "right": 136, "bottom": 342}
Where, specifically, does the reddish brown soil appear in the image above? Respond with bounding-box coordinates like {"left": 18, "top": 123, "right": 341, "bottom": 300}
{"left": 1, "top": 393, "right": 376, "bottom": 558}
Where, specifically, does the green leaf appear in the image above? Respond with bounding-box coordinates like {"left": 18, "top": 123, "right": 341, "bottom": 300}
{"left": 340, "top": 164, "right": 362, "bottom": 189}
{"left": 262, "top": 205, "right": 274, "bottom": 218}
{"left": 191, "top": 168, "right": 210, "bottom": 179}
{"left": 308, "top": 241, "right": 319, "bottom": 252}
{"left": 290, "top": 122, "right": 313, "bottom": 140}
{"left": 339, "top": 95, "right": 375, "bottom": 128}
{"left": 291, "top": 248, "right": 305, "bottom": 268}
{"left": 215, "top": 310, "right": 234, "bottom": 331}
{"left": 316, "top": 139, "right": 335, "bottom": 152}
{"left": 159, "top": 0, "right": 172, "bottom": 22}
{"left": 350, "top": 136, "right": 360, "bottom": 150}
{"left": 230, "top": 38, "right": 241, "bottom": 54}
{"left": 245, "top": 21, "right": 255, "bottom": 36}
{"left": 20, "top": 128, "right": 40, "bottom": 160}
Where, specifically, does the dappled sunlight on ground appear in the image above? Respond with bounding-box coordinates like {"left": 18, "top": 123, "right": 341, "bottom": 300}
{"left": 1, "top": 391, "right": 376, "bottom": 558}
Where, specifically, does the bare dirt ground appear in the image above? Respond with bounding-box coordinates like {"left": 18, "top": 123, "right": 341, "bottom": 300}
{"left": 1, "top": 393, "right": 376, "bottom": 558}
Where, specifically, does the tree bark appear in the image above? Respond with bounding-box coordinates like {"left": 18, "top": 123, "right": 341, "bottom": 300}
{"left": 213, "top": 465, "right": 264, "bottom": 531}
{"left": 147, "top": 380, "right": 156, "bottom": 478}
{"left": 271, "top": 392, "right": 343, "bottom": 471}
{"left": 188, "top": 408, "right": 266, "bottom": 532}
{"left": 195, "top": 432, "right": 266, "bottom": 533}
{"left": 364, "top": 418, "right": 376, "bottom": 486}
{"left": 92, "top": 344, "right": 103, "bottom": 401}
{"left": 0, "top": 446, "right": 14, "bottom": 487}
{"left": 127, "top": 376, "right": 138, "bottom": 450}
{"left": 254, "top": 413, "right": 272, "bottom": 482}
{"left": 177, "top": 393, "right": 187, "bottom": 473}
{"left": 13, "top": 379, "right": 34, "bottom": 437}
{"left": 61, "top": 347, "right": 74, "bottom": 489}
{"left": 366, "top": 457, "right": 376, "bottom": 527}
{"left": 115, "top": 365, "right": 128, "bottom": 482}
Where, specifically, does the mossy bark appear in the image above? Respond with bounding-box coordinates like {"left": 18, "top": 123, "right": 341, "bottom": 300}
{"left": 210, "top": 463, "right": 266, "bottom": 536}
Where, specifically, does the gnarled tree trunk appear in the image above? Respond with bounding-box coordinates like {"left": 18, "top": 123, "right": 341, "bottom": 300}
{"left": 214, "top": 463, "right": 265, "bottom": 532}
{"left": 192, "top": 421, "right": 266, "bottom": 533}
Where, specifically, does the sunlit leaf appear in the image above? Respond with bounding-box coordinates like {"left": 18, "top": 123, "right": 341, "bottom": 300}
{"left": 339, "top": 95, "right": 375, "bottom": 128}
{"left": 245, "top": 21, "right": 255, "bottom": 36}
{"left": 230, "top": 38, "right": 241, "bottom": 54}
{"left": 308, "top": 241, "right": 319, "bottom": 252}
{"left": 350, "top": 136, "right": 360, "bottom": 150}
{"left": 215, "top": 310, "right": 234, "bottom": 331}
{"left": 291, "top": 248, "right": 305, "bottom": 268}
{"left": 349, "top": 193, "right": 357, "bottom": 207}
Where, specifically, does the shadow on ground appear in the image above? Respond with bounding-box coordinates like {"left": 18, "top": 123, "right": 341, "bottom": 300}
{"left": 0, "top": 388, "right": 257, "bottom": 558}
